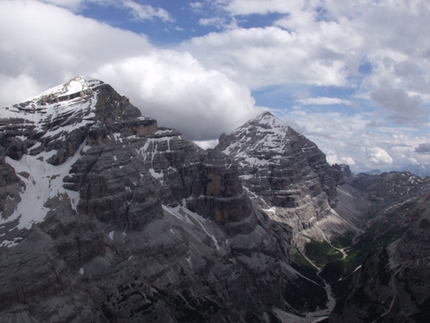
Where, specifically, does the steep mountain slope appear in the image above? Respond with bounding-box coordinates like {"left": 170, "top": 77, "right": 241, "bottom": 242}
{"left": 216, "top": 112, "right": 358, "bottom": 251}
{"left": 0, "top": 77, "right": 330, "bottom": 322}
{"left": 305, "top": 171, "right": 430, "bottom": 322}
{"left": 328, "top": 189, "right": 430, "bottom": 322}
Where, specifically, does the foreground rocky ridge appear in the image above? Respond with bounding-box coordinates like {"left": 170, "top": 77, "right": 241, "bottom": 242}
{"left": 0, "top": 77, "right": 329, "bottom": 322}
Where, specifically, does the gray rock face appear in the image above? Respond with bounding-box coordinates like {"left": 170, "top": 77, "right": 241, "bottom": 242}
{"left": 0, "top": 77, "right": 328, "bottom": 322}
{"left": 0, "top": 156, "right": 23, "bottom": 218}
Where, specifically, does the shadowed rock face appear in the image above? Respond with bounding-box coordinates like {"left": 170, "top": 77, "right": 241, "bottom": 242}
{"left": 0, "top": 150, "right": 23, "bottom": 218}
{"left": 0, "top": 77, "right": 328, "bottom": 322}
{"left": 187, "top": 149, "right": 252, "bottom": 223}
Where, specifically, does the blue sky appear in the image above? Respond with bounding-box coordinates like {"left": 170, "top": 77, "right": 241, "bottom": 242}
{"left": 1, "top": 0, "right": 430, "bottom": 173}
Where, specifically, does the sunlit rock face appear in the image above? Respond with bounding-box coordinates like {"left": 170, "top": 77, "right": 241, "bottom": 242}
{"left": 216, "top": 111, "right": 354, "bottom": 248}
{"left": 0, "top": 77, "right": 329, "bottom": 322}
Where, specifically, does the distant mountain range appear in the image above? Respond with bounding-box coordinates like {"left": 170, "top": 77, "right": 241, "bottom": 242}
{"left": 401, "top": 163, "right": 430, "bottom": 177}
{"left": 0, "top": 77, "right": 429, "bottom": 322}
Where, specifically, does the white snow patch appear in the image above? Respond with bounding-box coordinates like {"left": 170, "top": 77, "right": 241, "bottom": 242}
{"left": 155, "top": 129, "right": 172, "bottom": 135}
{"left": 162, "top": 204, "right": 220, "bottom": 250}
{"left": 1, "top": 142, "right": 87, "bottom": 230}
{"left": 32, "top": 76, "right": 90, "bottom": 100}
{"left": 109, "top": 231, "right": 114, "bottom": 240}
{"left": 0, "top": 237, "right": 23, "bottom": 248}
{"left": 149, "top": 168, "right": 164, "bottom": 182}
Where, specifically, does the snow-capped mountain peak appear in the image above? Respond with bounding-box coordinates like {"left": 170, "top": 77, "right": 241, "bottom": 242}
{"left": 232, "top": 111, "right": 290, "bottom": 135}
{"left": 0, "top": 76, "right": 148, "bottom": 237}
{"left": 27, "top": 76, "right": 101, "bottom": 104}
{"left": 2, "top": 76, "right": 102, "bottom": 126}
{"left": 219, "top": 111, "right": 303, "bottom": 159}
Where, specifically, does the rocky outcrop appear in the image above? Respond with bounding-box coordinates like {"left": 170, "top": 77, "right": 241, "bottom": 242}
{"left": 0, "top": 145, "right": 24, "bottom": 221}
{"left": 6, "top": 77, "right": 429, "bottom": 322}
{"left": 187, "top": 149, "right": 252, "bottom": 223}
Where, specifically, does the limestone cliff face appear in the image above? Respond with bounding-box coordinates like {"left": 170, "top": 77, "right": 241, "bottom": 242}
{"left": 216, "top": 111, "right": 354, "bottom": 248}
{"left": 0, "top": 77, "right": 327, "bottom": 322}
{"left": 187, "top": 149, "right": 252, "bottom": 223}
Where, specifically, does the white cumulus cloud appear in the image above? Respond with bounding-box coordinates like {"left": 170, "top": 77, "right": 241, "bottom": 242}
{"left": 94, "top": 51, "right": 259, "bottom": 139}
{"left": 367, "top": 147, "right": 394, "bottom": 166}
{"left": 122, "top": 0, "right": 174, "bottom": 22}
{"left": 182, "top": 26, "right": 349, "bottom": 88}
{"left": 298, "top": 97, "right": 351, "bottom": 106}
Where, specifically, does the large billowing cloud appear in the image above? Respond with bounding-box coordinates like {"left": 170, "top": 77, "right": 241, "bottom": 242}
{"left": 0, "top": 1, "right": 151, "bottom": 102}
{"left": 370, "top": 84, "right": 423, "bottom": 124}
{"left": 94, "top": 51, "right": 259, "bottom": 139}
{"left": 0, "top": 0, "right": 259, "bottom": 140}
{"left": 182, "top": 26, "right": 350, "bottom": 88}
{"left": 367, "top": 147, "right": 393, "bottom": 166}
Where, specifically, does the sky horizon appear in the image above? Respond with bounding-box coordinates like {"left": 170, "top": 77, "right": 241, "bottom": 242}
{"left": 1, "top": 0, "right": 430, "bottom": 173}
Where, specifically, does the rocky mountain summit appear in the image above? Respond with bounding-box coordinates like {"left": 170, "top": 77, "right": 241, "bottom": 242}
{"left": 216, "top": 112, "right": 356, "bottom": 250}
{"left": 1, "top": 76, "right": 429, "bottom": 322}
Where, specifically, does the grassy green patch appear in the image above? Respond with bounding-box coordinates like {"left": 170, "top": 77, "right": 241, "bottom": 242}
{"left": 330, "top": 234, "right": 354, "bottom": 249}
{"left": 290, "top": 247, "right": 323, "bottom": 284}
{"left": 291, "top": 247, "right": 315, "bottom": 269}
{"left": 320, "top": 209, "right": 408, "bottom": 284}
{"left": 304, "top": 240, "right": 343, "bottom": 267}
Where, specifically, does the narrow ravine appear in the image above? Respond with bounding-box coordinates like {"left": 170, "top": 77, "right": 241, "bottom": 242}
{"left": 305, "top": 276, "right": 336, "bottom": 322}
{"left": 299, "top": 251, "right": 337, "bottom": 323}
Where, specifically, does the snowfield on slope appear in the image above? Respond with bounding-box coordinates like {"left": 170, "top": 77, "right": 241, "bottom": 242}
{"left": 1, "top": 142, "right": 85, "bottom": 232}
